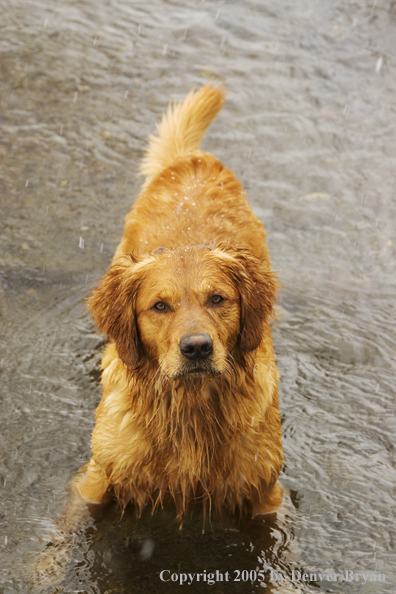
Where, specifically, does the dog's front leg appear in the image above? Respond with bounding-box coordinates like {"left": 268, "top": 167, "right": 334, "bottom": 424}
{"left": 33, "top": 458, "right": 110, "bottom": 588}
{"left": 73, "top": 457, "right": 111, "bottom": 504}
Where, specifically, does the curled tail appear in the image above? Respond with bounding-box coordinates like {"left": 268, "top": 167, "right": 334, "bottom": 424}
{"left": 140, "top": 83, "right": 225, "bottom": 185}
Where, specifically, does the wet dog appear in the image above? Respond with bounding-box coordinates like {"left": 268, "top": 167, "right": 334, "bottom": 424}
{"left": 78, "top": 84, "right": 283, "bottom": 521}
{"left": 35, "top": 85, "right": 284, "bottom": 581}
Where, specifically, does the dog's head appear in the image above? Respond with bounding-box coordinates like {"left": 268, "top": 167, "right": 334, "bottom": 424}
{"left": 87, "top": 244, "right": 277, "bottom": 380}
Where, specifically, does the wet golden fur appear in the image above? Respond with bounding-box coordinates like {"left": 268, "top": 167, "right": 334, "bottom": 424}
{"left": 75, "top": 84, "right": 284, "bottom": 522}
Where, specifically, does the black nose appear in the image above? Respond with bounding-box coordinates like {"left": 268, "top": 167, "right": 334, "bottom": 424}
{"left": 179, "top": 333, "right": 213, "bottom": 361}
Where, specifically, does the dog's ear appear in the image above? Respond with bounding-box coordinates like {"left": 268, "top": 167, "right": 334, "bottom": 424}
{"left": 86, "top": 255, "right": 142, "bottom": 368}
{"left": 214, "top": 245, "right": 278, "bottom": 352}
{"left": 237, "top": 252, "right": 278, "bottom": 352}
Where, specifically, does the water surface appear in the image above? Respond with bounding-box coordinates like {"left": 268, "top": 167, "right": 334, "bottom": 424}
{"left": 0, "top": 0, "right": 395, "bottom": 592}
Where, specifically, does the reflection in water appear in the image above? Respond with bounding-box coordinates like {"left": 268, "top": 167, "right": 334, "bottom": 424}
{"left": 40, "top": 496, "right": 300, "bottom": 593}
{"left": 1, "top": 0, "right": 395, "bottom": 592}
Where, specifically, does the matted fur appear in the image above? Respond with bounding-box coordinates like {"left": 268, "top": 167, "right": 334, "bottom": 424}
{"left": 76, "top": 84, "right": 284, "bottom": 523}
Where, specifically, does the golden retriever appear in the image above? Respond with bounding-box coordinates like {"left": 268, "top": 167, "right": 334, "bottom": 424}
{"left": 36, "top": 87, "right": 284, "bottom": 578}
{"left": 72, "top": 83, "right": 284, "bottom": 524}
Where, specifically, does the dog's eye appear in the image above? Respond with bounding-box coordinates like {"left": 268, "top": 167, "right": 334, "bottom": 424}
{"left": 153, "top": 301, "right": 168, "bottom": 312}
{"left": 211, "top": 295, "right": 224, "bottom": 305}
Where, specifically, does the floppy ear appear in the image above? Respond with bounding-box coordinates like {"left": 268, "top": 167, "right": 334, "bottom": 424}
{"left": 237, "top": 252, "right": 278, "bottom": 352}
{"left": 86, "top": 255, "right": 142, "bottom": 367}
{"left": 214, "top": 245, "right": 278, "bottom": 352}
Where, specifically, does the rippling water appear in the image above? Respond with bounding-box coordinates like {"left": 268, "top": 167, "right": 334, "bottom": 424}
{"left": 0, "top": 0, "right": 395, "bottom": 592}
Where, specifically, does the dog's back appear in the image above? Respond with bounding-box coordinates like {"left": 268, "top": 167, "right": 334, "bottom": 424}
{"left": 113, "top": 85, "right": 271, "bottom": 265}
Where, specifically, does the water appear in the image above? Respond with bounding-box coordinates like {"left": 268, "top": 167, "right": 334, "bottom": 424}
{"left": 0, "top": 0, "right": 395, "bottom": 592}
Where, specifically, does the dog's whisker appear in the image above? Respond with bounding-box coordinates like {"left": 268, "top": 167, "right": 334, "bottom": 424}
{"left": 151, "top": 365, "right": 161, "bottom": 383}
{"left": 226, "top": 350, "right": 238, "bottom": 374}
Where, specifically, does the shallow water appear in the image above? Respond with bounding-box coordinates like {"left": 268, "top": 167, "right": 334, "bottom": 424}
{"left": 0, "top": 0, "right": 395, "bottom": 592}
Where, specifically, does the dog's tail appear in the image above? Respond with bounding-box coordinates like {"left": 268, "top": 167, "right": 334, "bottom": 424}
{"left": 140, "top": 83, "right": 225, "bottom": 185}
